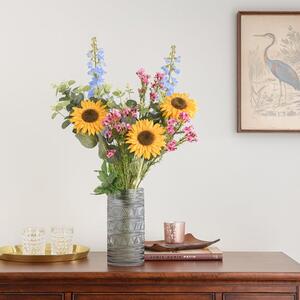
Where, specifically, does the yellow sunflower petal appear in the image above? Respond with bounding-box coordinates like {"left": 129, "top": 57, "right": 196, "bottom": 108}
{"left": 126, "top": 120, "right": 165, "bottom": 160}
{"left": 70, "top": 100, "right": 107, "bottom": 136}
{"left": 160, "top": 93, "right": 197, "bottom": 120}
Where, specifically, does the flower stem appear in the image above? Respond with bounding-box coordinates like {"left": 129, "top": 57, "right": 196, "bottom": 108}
{"left": 135, "top": 158, "right": 144, "bottom": 189}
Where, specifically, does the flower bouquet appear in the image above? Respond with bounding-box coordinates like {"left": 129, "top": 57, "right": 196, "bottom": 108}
{"left": 52, "top": 38, "right": 198, "bottom": 266}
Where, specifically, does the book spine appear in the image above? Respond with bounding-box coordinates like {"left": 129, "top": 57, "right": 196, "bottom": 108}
{"left": 145, "top": 254, "right": 223, "bottom": 261}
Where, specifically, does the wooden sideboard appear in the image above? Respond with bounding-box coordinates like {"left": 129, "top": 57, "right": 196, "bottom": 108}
{"left": 0, "top": 252, "right": 299, "bottom": 299}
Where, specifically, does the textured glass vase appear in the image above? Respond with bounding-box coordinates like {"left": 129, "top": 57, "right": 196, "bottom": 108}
{"left": 107, "top": 188, "right": 145, "bottom": 266}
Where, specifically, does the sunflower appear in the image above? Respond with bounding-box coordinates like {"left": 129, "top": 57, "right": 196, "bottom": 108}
{"left": 160, "top": 93, "right": 197, "bottom": 119}
{"left": 126, "top": 120, "right": 166, "bottom": 160}
{"left": 70, "top": 100, "right": 106, "bottom": 135}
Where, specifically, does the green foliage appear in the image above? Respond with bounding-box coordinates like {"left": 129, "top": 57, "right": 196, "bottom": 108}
{"left": 98, "top": 135, "right": 108, "bottom": 159}
{"left": 93, "top": 162, "right": 120, "bottom": 195}
{"left": 75, "top": 133, "right": 98, "bottom": 148}
{"left": 112, "top": 89, "right": 125, "bottom": 97}
{"left": 52, "top": 80, "right": 92, "bottom": 129}
{"left": 126, "top": 99, "right": 137, "bottom": 108}
{"left": 61, "top": 120, "right": 71, "bottom": 129}
{"left": 53, "top": 80, "right": 90, "bottom": 110}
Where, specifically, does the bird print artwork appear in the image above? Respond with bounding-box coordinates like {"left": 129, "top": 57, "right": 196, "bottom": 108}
{"left": 254, "top": 33, "right": 300, "bottom": 107}
{"left": 239, "top": 12, "right": 300, "bottom": 131}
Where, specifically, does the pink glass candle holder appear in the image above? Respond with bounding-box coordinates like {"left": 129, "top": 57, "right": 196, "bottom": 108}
{"left": 164, "top": 221, "right": 185, "bottom": 244}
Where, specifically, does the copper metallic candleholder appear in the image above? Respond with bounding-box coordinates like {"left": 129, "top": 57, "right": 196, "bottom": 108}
{"left": 164, "top": 221, "right": 185, "bottom": 244}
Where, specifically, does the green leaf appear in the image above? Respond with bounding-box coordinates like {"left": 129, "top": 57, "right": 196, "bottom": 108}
{"left": 75, "top": 93, "right": 84, "bottom": 104}
{"left": 68, "top": 80, "right": 76, "bottom": 86}
{"left": 52, "top": 100, "right": 70, "bottom": 112}
{"left": 93, "top": 186, "right": 106, "bottom": 195}
{"left": 107, "top": 99, "right": 118, "bottom": 108}
{"left": 107, "top": 173, "right": 117, "bottom": 184}
{"left": 75, "top": 133, "right": 98, "bottom": 148}
{"left": 61, "top": 120, "right": 71, "bottom": 129}
{"left": 59, "top": 96, "right": 69, "bottom": 102}
{"left": 101, "top": 161, "right": 108, "bottom": 173}
{"left": 112, "top": 89, "right": 124, "bottom": 97}
{"left": 150, "top": 101, "right": 159, "bottom": 110}
{"left": 51, "top": 112, "right": 58, "bottom": 119}
{"left": 81, "top": 85, "right": 90, "bottom": 92}
{"left": 103, "top": 84, "right": 111, "bottom": 94}
{"left": 97, "top": 171, "right": 108, "bottom": 182}
{"left": 66, "top": 103, "right": 74, "bottom": 112}
{"left": 98, "top": 135, "right": 108, "bottom": 158}
{"left": 126, "top": 99, "right": 137, "bottom": 108}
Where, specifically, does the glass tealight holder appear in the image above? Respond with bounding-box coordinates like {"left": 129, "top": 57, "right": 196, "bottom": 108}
{"left": 50, "top": 226, "right": 74, "bottom": 255}
{"left": 22, "top": 227, "right": 46, "bottom": 255}
{"left": 164, "top": 221, "right": 185, "bottom": 244}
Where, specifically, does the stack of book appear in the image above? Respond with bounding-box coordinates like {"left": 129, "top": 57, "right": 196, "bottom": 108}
{"left": 145, "top": 246, "right": 222, "bottom": 261}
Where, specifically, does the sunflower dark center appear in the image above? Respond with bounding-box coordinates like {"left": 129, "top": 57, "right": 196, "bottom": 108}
{"left": 171, "top": 97, "right": 187, "bottom": 110}
{"left": 82, "top": 109, "right": 99, "bottom": 123}
{"left": 137, "top": 130, "right": 155, "bottom": 146}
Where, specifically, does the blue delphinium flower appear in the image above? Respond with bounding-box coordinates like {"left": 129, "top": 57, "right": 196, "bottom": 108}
{"left": 161, "top": 45, "right": 180, "bottom": 96}
{"left": 87, "top": 38, "right": 105, "bottom": 98}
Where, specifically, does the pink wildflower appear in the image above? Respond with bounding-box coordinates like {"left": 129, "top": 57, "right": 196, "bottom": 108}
{"left": 110, "top": 109, "right": 122, "bottom": 120}
{"left": 179, "top": 111, "right": 190, "bottom": 122}
{"left": 130, "top": 107, "right": 138, "bottom": 118}
{"left": 184, "top": 125, "right": 198, "bottom": 142}
{"left": 104, "top": 129, "right": 112, "bottom": 139}
{"left": 106, "top": 149, "right": 116, "bottom": 158}
{"left": 166, "top": 140, "right": 177, "bottom": 152}
{"left": 155, "top": 72, "right": 164, "bottom": 81}
{"left": 149, "top": 72, "right": 164, "bottom": 102}
{"left": 150, "top": 92, "right": 157, "bottom": 101}
{"left": 136, "top": 68, "right": 150, "bottom": 85}
{"left": 167, "top": 118, "right": 177, "bottom": 126}
{"left": 167, "top": 125, "right": 175, "bottom": 135}
{"left": 122, "top": 108, "right": 131, "bottom": 116}
{"left": 166, "top": 118, "right": 177, "bottom": 135}
{"left": 114, "top": 124, "right": 122, "bottom": 132}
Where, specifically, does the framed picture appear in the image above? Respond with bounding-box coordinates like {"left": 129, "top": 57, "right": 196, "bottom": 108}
{"left": 237, "top": 11, "right": 300, "bottom": 132}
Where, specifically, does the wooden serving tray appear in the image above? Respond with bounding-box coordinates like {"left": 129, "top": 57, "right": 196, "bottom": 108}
{"left": 145, "top": 233, "right": 220, "bottom": 252}
{"left": 0, "top": 243, "right": 89, "bottom": 263}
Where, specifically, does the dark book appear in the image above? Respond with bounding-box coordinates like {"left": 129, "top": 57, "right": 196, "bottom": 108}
{"left": 145, "top": 246, "right": 222, "bottom": 261}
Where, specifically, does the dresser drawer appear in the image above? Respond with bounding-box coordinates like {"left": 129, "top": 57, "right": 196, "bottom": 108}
{"left": 224, "top": 294, "right": 295, "bottom": 300}
{"left": 0, "top": 294, "right": 63, "bottom": 300}
{"left": 74, "top": 294, "right": 213, "bottom": 300}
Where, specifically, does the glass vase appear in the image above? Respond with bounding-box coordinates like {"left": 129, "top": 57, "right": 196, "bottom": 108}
{"left": 107, "top": 188, "right": 144, "bottom": 266}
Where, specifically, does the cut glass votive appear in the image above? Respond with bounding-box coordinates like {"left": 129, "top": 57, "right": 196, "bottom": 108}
{"left": 50, "top": 226, "right": 74, "bottom": 255}
{"left": 22, "top": 227, "right": 46, "bottom": 255}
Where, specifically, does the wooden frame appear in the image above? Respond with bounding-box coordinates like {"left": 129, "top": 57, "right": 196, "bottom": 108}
{"left": 237, "top": 11, "right": 300, "bottom": 132}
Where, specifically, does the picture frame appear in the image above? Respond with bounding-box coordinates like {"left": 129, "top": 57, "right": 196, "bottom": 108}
{"left": 237, "top": 11, "right": 300, "bottom": 132}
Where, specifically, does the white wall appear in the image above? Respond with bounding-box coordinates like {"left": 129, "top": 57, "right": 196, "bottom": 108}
{"left": 1, "top": 0, "right": 300, "bottom": 261}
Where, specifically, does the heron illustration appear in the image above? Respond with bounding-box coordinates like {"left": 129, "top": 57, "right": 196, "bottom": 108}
{"left": 254, "top": 33, "right": 300, "bottom": 106}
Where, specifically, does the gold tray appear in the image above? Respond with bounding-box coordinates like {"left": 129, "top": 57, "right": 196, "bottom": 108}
{"left": 0, "top": 244, "right": 89, "bottom": 263}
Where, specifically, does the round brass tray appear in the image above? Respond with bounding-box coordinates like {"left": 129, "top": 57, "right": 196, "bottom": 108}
{"left": 0, "top": 244, "right": 90, "bottom": 263}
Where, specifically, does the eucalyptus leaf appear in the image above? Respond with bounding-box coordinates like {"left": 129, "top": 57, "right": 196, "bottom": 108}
{"left": 76, "top": 133, "right": 98, "bottom": 148}
{"left": 51, "top": 112, "right": 58, "bottom": 119}
{"left": 68, "top": 80, "right": 76, "bottom": 86}
{"left": 103, "top": 84, "right": 111, "bottom": 93}
{"left": 53, "top": 100, "right": 70, "bottom": 112}
{"left": 61, "top": 120, "right": 71, "bottom": 129}
{"left": 81, "top": 85, "right": 90, "bottom": 92}
{"left": 126, "top": 99, "right": 137, "bottom": 108}
{"left": 98, "top": 135, "right": 108, "bottom": 158}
